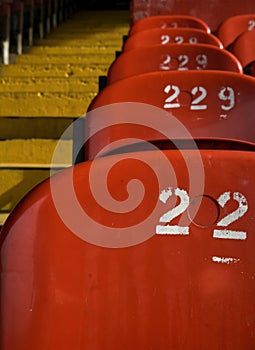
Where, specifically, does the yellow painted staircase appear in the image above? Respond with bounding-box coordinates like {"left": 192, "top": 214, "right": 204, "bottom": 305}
{"left": 0, "top": 9, "right": 129, "bottom": 226}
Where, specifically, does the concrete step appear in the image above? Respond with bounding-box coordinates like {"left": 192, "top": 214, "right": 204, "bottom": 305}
{"left": 28, "top": 45, "right": 120, "bottom": 55}
{"left": 0, "top": 167, "right": 63, "bottom": 214}
{"left": 46, "top": 31, "right": 127, "bottom": 39}
{"left": 0, "top": 139, "right": 72, "bottom": 165}
{"left": 0, "top": 138, "right": 72, "bottom": 225}
{"left": 1, "top": 63, "right": 109, "bottom": 77}
{"left": 0, "top": 117, "right": 74, "bottom": 139}
{"left": 15, "top": 53, "right": 115, "bottom": 64}
{"left": 35, "top": 38, "right": 124, "bottom": 46}
{"left": 0, "top": 77, "right": 99, "bottom": 92}
{"left": 0, "top": 92, "right": 95, "bottom": 116}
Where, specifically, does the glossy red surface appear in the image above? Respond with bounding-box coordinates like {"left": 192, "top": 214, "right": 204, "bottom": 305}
{"left": 107, "top": 44, "right": 242, "bottom": 84}
{"left": 217, "top": 14, "right": 255, "bottom": 48}
{"left": 1, "top": 149, "right": 255, "bottom": 349}
{"left": 86, "top": 71, "right": 255, "bottom": 160}
{"left": 123, "top": 28, "right": 223, "bottom": 52}
{"left": 231, "top": 30, "right": 255, "bottom": 69}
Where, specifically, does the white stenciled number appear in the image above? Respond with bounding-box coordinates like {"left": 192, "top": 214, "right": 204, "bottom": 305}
{"left": 248, "top": 19, "right": 255, "bottom": 30}
{"left": 218, "top": 86, "right": 235, "bottom": 111}
{"left": 156, "top": 187, "right": 190, "bottom": 235}
{"left": 161, "top": 34, "right": 170, "bottom": 45}
{"left": 196, "top": 54, "right": 208, "bottom": 69}
{"left": 189, "top": 36, "right": 198, "bottom": 44}
{"left": 170, "top": 21, "right": 178, "bottom": 28}
{"left": 190, "top": 86, "right": 207, "bottom": 110}
{"left": 161, "top": 22, "right": 167, "bottom": 29}
{"left": 163, "top": 84, "right": 180, "bottom": 108}
{"left": 160, "top": 54, "right": 171, "bottom": 70}
{"left": 213, "top": 192, "right": 248, "bottom": 240}
{"left": 178, "top": 54, "right": 189, "bottom": 70}
{"left": 174, "top": 35, "right": 184, "bottom": 44}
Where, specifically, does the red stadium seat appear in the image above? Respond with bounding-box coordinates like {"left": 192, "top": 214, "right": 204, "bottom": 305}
{"left": 1, "top": 148, "right": 255, "bottom": 350}
{"left": 129, "top": 15, "right": 211, "bottom": 35}
{"left": 85, "top": 71, "right": 255, "bottom": 160}
{"left": 123, "top": 28, "right": 223, "bottom": 52}
{"left": 217, "top": 14, "right": 255, "bottom": 48}
{"left": 107, "top": 44, "right": 242, "bottom": 84}
{"left": 231, "top": 30, "right": 255, "bottom": 70}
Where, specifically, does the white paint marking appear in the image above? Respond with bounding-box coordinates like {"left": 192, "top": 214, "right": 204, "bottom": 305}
{"left": 156, "top": 225, "right": 189, "bottom": 235}
{"left": 159, "top": 187, "right": 172, "bottom": 204}
{"left": 217, "top": 191, "right": 230, "bottom": 207}
{"left": 217, "top": 192, "right": 248, "bottom": 227}
{"left": 213, "top": 229, "right": 246, "bottom": 240}
{"left": 212, "top": 256, "right": 240, "bottom": 264}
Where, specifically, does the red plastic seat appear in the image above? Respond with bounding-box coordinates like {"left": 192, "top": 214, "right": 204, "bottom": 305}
{"left": 1, "top": 148, "right": 255, "bottom": 350}
{"left": 129, "top": 15, "right": 211, "bottom": 35}
{"left": 217, "top": 14, "right": 255, "bottom": 48}
{"left": 86, "top": 71, "right": 255, "bottom": 160}
{"left": 107, "top": 44, "right": 242, "bottom": 84}
{"left": 123, "top": 28, "right": 223, "bottom": 52}
{"left": 231, "top": 30, "right": 255, "bottom": 70}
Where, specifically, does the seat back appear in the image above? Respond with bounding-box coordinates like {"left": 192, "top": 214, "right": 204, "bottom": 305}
{"left": 231, "top": 30, "right": 255, "bottom": 69}
{"left": 217, "top": 14, "right": 255, "bottom": 48}
{"left": 129, "top": 15, "right": 211, "bottom": 35}
{"left": 107, "top": 44, "right": 242, "bottom": 84}
{"left": 1, "top": 149, "right": 255, "bottom": 349}
{"left": 86, "top": 71, "right": 255, "bottom": 160}
{"left": 123, "top": 28, "right": 223, "bottom": 51}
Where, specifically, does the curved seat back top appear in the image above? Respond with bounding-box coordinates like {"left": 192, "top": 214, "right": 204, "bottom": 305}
{"left": 1, "top": 148, "right": 255, "bottom": 350}
{"left": 123, "top": 27, "right": 223, "bottom": 52}
{"left": 107, "top": 44, "right": 242, "bottom": 84}
{"left": 129, "top": 15, "right": 211, "bottom": 35}
{"left": 86, "top": 70, "right": 255, "bottom": 160}
{"left": 231, "top": 29, "right": 255, "bottom": 69}
{"left": 217, "top": 14, "right": 255, "bottom": 48}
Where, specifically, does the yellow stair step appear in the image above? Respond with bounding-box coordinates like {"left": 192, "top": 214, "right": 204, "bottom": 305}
{"left": 0, "top": 117, "right": 74, "bottom": 139}
{"left": 28, "top": 45, "right": 120, "bottom": 55}
{"left": 0, "top": 168, "right": 55, "bottom": 212}
{"left": 0, "top": 92, "right": 95, "bottom": 116}
{"left": 0, "top": 138, "right": 72, "bottom": 221}
{"left": 1, "top": 63, "right": 109, "bottom": 77}
{"left": 15, "top": 53, "right": 115, "bottom": 64}
{"left": 36, "top": 38, "right": 124, "bottom": 46}
{"left": 0, "top": 139, "right": 72, "bottom": 164}
{"left": 0, "top": 213, "right": 9, "bottom": 227}
{"left": 0, "top": 77, "right": 99, "bottom": 92}
{"left": 46, "top": 31, "right": 127, "bottom": 39}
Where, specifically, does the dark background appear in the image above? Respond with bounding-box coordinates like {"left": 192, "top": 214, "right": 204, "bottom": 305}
{"left": 77, "top": 0, "right": 130, "bottom": 10}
